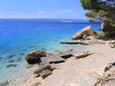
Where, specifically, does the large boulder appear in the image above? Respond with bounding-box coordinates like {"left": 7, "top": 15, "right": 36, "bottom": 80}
{"left": 72, "top": 26, "right": 95, "bottom": 40}
{"left": 26, "top": 50, "right": 47, "bottom": 64}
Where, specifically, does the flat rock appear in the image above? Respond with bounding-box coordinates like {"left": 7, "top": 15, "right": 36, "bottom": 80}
{"left": 73, "top": 52, "right": 93, "bottom": 59}
{"left": 61, "top": 54, "right": 73, "bottom": 59}
{"left": 40, "top": 49, "right": 73, "bottom": 65}
{"left": 49, "top": 60, "right": 65, "bottom": 64}
{"left": 40, "top": 69, "right": 52, "bottom": 79}
{"left": 41, "top": 56, "right": 65, "bottom": 65}
{"left": 60, "top": 41, "right": 89, "bottom": 45}
{"left": 34, "top": 65, "right": 52, "bottom": 75}
{"left": 59, "top": 49, "right": 73, "bottom": 56}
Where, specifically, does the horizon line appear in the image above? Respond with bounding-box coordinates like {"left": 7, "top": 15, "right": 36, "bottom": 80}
{"left": 0, "top": 18, "right": 89, "bottom": 20}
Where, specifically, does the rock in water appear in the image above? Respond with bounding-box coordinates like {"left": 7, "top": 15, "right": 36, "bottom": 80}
{"left": 26, "top": 50, "right": 46, "bottom": 64}
{"left": 6, "top": 64, "right": 17, "bottom": 68}
{"left": 40, "top": 69, "right": 52, "bottom": 79}
{"left": 0, "top": 81, "right": 9, "bottom": 86}
{"left": 72, "top": 26, "right": 95, "bottom": 40}
{"left": 0, "top": 57, "right": 2, "bottom": 60}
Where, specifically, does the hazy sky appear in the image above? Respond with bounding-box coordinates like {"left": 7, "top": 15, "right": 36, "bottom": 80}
{"left": 0, "top": 0, "right": 88, "bottom": 19}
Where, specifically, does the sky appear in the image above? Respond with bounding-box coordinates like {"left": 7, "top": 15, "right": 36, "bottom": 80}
{"left": 0, "top": 0, "right": 88, "bottom": 19}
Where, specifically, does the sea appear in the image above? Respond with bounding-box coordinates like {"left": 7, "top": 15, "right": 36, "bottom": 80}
{"left": 0, "top": 19, "right": 101, "bottom": 84}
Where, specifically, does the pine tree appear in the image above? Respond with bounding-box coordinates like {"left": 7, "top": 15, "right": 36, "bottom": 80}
{"left": 80, "top": 0, "right": 115, "bottom": 36}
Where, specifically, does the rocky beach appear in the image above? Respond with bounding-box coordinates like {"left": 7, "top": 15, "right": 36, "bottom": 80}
{"left": 0, "top": 0, "right": 114, "bottom": 85}
{"left": 1, "top": 25, "right": 115, "bottom": 86}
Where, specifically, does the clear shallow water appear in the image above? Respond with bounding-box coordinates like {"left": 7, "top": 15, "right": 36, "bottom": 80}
{"left": 0, "top": 19, "right": 101, "bottom": 83}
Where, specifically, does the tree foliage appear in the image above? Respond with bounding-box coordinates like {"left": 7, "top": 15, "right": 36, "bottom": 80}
{"left": 80, "top": 0, "right": 115, "bottom": 22}
{"left": 80, "top": 0, "right": 115, "bottom": 35}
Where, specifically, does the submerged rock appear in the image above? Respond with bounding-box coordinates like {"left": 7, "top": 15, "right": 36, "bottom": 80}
{"left": 26, "top": 50, "right": 47, "bottom": 64}
{"left": 8, "top": 59, "right": 15, "bottom": 63}
{"left": 20, "top": 52, "right": 25, "bottom": 55}
{"left": 16, "top": 57, "right": 22, "bottom": 62}
{"left": 0, "top": 81, "right": 9, "bottom": 86}
{"left": 0, "top": 57, "right": 2, "bottom": 60}
{"left": 7, "top": 54, "right": 16, "bottom": 59}
{"left": 72, "top": 26, "right": 95, "bottom": 40}
{"left": 6, "top": 64, "right": 17, "bottom": 68}
{"left": 26, "top": 64, "right": 33, "bottom": 68}
{"left": 8, "top": 57, "right": 22, "bottom": 63}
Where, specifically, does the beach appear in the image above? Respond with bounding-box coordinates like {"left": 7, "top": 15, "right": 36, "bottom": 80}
{"left": 0, "top": 19, "right": 100, "bottom": 84}
{"left": 1, "top": 20, "right": 114, "bottom": 86}
{"left": 0, "top": 0, "right": 114, "bottom": 85}
{"left": 6, "top": 38, "right": 114, "bottom": 86}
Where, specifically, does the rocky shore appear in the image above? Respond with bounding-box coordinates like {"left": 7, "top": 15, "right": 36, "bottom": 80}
{"left": 2, "top": 26, "right": 115, "bottom": 86}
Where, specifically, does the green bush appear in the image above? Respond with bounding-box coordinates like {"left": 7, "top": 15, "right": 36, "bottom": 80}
{"left": 102, "top": 23, "right": 115, "bottom": 37}
{"left": 96, "top": 31, "right": 106, "bottom": 38}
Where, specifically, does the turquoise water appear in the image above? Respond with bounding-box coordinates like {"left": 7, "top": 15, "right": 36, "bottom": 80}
{"left": 0, "top": 19, "right": 101, "bottom": 83}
